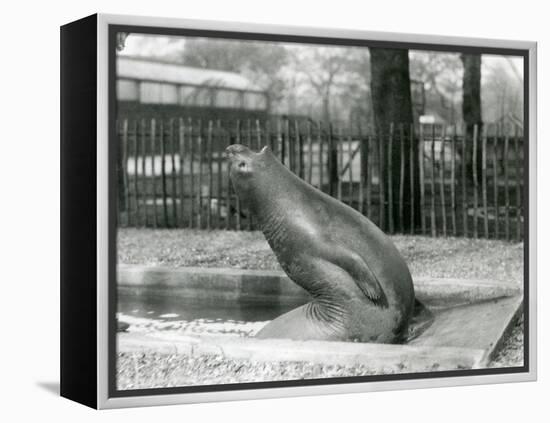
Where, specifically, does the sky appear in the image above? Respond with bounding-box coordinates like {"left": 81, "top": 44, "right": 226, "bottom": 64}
{"left": 119, "top": 33, "right": 523, "bottom": 85}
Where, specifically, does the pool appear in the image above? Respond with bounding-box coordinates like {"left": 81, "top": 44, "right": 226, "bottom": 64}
{"left": 117, "top": 265, "right": 522, "bottom": 356}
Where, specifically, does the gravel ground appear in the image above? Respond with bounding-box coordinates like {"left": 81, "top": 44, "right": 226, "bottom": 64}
{"left": 489, "top": 314, "right": 524, "bottom": 368}
{"left": 118, "top": 352, "right": 409, "bottom": 390}
{"left": 117, "top": 228, "right": 524, "bottom": 386}
{"left": 118, "top": 315, "right": 523, "bottom": 390}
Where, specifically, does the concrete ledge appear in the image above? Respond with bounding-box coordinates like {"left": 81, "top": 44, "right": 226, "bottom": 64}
{"left": 118, "top": 332, "right": 485, "bottom": 373}
{"left": 409, "top": 295, "right": 523, "bottom": 363}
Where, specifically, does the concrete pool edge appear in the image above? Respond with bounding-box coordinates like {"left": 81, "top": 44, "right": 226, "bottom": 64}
{"left": 118, "top": 332, "right": 486, "bottom": 373}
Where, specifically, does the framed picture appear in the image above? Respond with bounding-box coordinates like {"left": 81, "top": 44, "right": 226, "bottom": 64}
{"left": 60, "top": 13, "right": 537, "bottom": 409}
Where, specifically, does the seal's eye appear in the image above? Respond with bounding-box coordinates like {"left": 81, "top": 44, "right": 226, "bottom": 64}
{"left": 237, "top": 161, "right": 251, "bottom": 174}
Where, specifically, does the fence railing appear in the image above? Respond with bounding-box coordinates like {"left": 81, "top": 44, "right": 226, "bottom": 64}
{"left": 116, "top": 117, "right": 524, "bottom": 241}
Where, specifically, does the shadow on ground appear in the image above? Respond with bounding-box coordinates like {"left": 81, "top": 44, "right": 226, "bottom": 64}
{"left": 36, "top": 381, "right": 60, "bottom": 396}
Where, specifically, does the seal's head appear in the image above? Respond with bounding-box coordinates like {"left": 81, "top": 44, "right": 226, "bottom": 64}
{"left": 225, "top": 144, "right": 275, "bottom": 210}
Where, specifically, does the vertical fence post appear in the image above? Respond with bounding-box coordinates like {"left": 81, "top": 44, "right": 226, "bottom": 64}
{"left": 328, "top": 123, "right": 335, "bottom": 197}
{"left": 255, "top": 120, "right": 262, "bottom": 150}
{"left": 188, "top": 118, "right": 194, "bottom": 229}
{"left": 366, "top": 131, "right": 372, "bottom": 219}
{"left": 131, "top": 121, "right": 139, "bottom": 226}
{"left": 235, "top": 120, "right": 242, "bottom": 230}
{"left": 450, "top": 124, "right": 457, "bottom": 236}
{"left": 514, "top": 125, "right": 522, "bottom": 241}
{"left": 160, "top": 120, "right": 169, "bottom": 227}
{"left": 207, "top": 121, "right": 213, "bottom": 230}
{"left": 387, "top": 123, "right": 394, "bottom": 234}
{"left": 217, "top": 120, "right": 223, "bottom": 229}
{"left": 482, "top": 125, "right": 489, "bottom": 238}
{"left": 472, "top": 124, "right": 479, "bottom": 239}
{"left": 399, "top": 124, "right": 405, "bottom": 234}
{"left": 439, "top": 125, "right": 447, "bottom": 237}
{"left": 150, "top": 119, "right": 158, "bottom": 228}
{"left": 136, "top": 119, "right": 147, "bottom": 226}
{"left": 318, "top": 121, "right": 324, "bottom": 191}
{"left": 461, "top": 123, "right": 468, "bottom": 237}
{"left": 265, "top": 120, "right": 272, "bottom": 151}
{"left": 409, "top": 124, "right": 415, "bottom": 234}
{"left": 247, "top": 119, "right": 254, "bottom": 229}
{"left": 337, "top": 125, "right": 343, "bottom": 202}
{"left": 430, "top": 125, "right": 436, "bottom": 237}
{"left": 358, "top": 123, "right": 365, "bottom": 215}
{"left": 140, "top": 119, "right": 147, "bottom": 227}
{"left": 178, "top": 118, "right": 185, "bottom": 228}
{"left": 296, "top": 120, "right": 303, "bottom": 179}
{"left": 121, "top": 119, "right": 130, "bottom": 227}
{"left": 197, "top": 119, "right": 204, "bottom": 229}
{"left": 283, "top": 118, "right": 296, "bottom": 172}
{"left": 285, "top": 118, "right": 291, "bottom": 169}
{"left": 276, "top": 119, "right": 283, "bottom": 163}
{"left": 418, "top": 124, "right": 426, "bottom": 235}
{"left": 378, "top": 127, "right": 385, "bottom": 231}
{"left": 170, "top": 118, "right": 178, "bottom": 227}
{"left": 504, "top": 128, "right": 510, "bottom": 241}
{"left": 225, "top": 124, "right": 232, "bottom": 230}
{"left": 347, "top": 125, "right": 354, "bottom": 204}
{"left": 492, "top": 123, "right": 499, "bottom": 239}
{"left": 307, "top": 120, "right": 313, "bottom": 185}
{"left": 246, "top": 120, "right": 253, "bottom": 231}
{"left": 115, "top": 120, "right": 121, "bottom": 226}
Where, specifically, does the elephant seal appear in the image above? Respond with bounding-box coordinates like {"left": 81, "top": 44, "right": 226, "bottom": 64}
{"left": 226, "top": 144, "right": 416, "bottom": 343}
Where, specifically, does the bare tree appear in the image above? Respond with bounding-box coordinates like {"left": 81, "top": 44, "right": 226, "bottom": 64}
{"left": 289, "top": 46, "right": 355, "bottom": 193}
{"left": 483, "top": 61, "right": 523, "bottom": 123}
{"left": 290, "top": 46, "right": 352, "bottom": 122}
{"left": 410, "top": 51, "right": 462, "bottom": 122}
{"left": 344, "top": 48, "right": 374, "bottom": 128}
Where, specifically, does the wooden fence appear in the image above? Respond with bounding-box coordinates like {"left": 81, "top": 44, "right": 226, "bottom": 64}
{"left": 116, "top": 118, "right": 525, "bottom": 241}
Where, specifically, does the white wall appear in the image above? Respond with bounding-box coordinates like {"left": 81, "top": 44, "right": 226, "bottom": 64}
{"left": 2, "top": 0, "right": 547, "bottom": 422}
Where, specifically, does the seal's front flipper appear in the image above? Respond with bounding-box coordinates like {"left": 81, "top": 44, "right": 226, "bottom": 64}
{"left": 326, "top": 247, "right": 387, "bottom": 307}
{"left": 350, "top": 261, "right": 388, "bottom": 308}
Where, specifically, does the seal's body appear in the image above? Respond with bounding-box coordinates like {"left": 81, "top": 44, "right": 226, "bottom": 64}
{"left": 226, "top": 144, "right": 416, "bottom": 343}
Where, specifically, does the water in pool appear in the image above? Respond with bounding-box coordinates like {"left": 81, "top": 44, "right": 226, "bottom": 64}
{"left": 118, "top": 286, "right": 307, "bottom": 336}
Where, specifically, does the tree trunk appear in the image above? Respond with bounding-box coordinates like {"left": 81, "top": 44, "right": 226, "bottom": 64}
{"left": 370, "top": 48, "right": 419, "bottom": 233}
{"left": 461, "top": 53, "right": 483, "bottom": 184}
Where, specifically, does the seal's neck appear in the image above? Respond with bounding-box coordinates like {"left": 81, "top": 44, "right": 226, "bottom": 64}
{"left": 248, "top": 159, "right": 306, "bottom": 215}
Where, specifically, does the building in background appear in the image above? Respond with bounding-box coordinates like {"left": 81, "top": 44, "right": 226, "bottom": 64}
{"left": 116, "top": 56, "right": 269, "bottom": 121}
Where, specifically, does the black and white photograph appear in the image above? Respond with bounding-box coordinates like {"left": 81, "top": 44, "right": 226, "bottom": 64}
{"left": 5, "top": 0, "right": 550, "bottom": 417}
{"left": 112, "top": 26, "right": 527, "bottom": 394}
